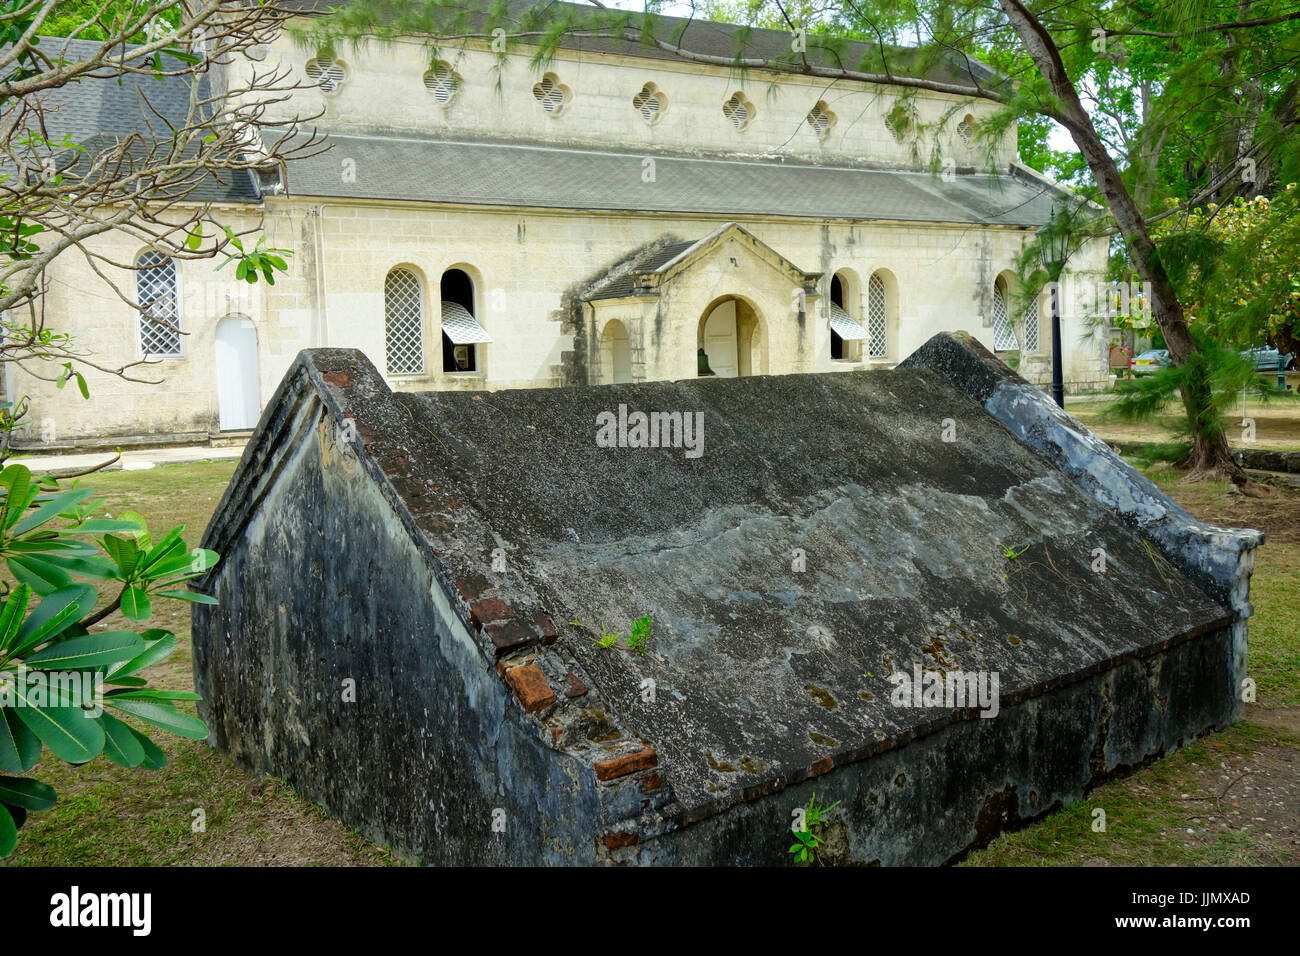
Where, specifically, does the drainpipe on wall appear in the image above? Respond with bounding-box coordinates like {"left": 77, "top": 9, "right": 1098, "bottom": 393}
{"left": 313, "top": 204, "right": 329, "bottom": 348}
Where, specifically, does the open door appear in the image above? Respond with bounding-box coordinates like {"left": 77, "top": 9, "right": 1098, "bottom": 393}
{"left": 216, "top": 315, "right": 261, "bottom": 430}
{"left": 702, "top": 300, "right": 739, "bottom": 378}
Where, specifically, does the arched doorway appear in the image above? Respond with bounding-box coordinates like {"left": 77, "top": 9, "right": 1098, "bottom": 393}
{"left": 601, "top": 319, "right": 632, "bottom": 384}
{"left": 702, "top": 300, "right": 739, "bottom": 377}
{"left": 698, "top": 296, "right": 763, "bottom": 377}
{"left": 216, "top": 315, "right": 260, "bottom": 430}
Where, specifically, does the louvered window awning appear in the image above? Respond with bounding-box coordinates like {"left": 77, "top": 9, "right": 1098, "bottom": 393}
{"left": 441, "top": 302, "right": 493, "bottom": 344}
{"left": 829, "top": 303, "right": 870, "bottom": 341}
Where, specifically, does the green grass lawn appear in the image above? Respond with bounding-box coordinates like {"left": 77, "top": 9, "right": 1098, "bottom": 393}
{"left": 4, "top": 457, "right": 1298, "bottom": 866}
{"left": 3, "top": 460, "right": 395, "bottom": 867}
{"left": 1069, "top": 384, "right": 1300, "bottom": 453}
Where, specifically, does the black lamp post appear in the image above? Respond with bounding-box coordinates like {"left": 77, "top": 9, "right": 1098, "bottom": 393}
{"left": 1037, "top": 201, "right": 1070, "bottom": 408}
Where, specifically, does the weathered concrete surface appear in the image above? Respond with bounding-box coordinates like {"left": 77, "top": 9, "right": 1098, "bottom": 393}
{"left": 193, "top": 338, "right": 1256, "bottom": 865}
{"left": 900, "top": 331, "right": 1262, "bottom": 728}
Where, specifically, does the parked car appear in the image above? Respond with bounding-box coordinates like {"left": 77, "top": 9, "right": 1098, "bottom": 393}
{"left": 1130, "top": 348, "right": 1170, "bottom": 374}
{"left": 1241, "top": 345, "right": 1297, "bottom": 371}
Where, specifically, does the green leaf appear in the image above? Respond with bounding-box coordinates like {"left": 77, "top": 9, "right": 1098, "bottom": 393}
{"left": 107, "top": 698, "right": 208, "bottom": 740}
{"left": 106, "top": 631, "right": 176, "bottom": 681}
{"left": 24, "top": 631, "right": 144, "bottom": 670}
{"left": 0, "top": 709, "right": 40, "bottom": 773}
{"left": 6, "top": 555, "right": 72, "bottom": 593}
{"left": 103, "top": 675, "right": 147, "bottom": 687}
{"left": 45, "top": 554, "right": 119, "bottom": 580}
{"left": 138, "top": 526, "right": 185, "bottom": 573}
{"left": 113, "top": 511, "right": 150, "bottom": 548}
{"left": 11, "top": 692, "right": 104, "bottom": 764}
{"left": 4, "top": 539, "right": 98, "bottom": 554}
{"left": 0, "top": 584, "right": 31, "bottom": 650}
{"left": 119, "top": 587, "right": 151, "bottom": 621}
{"left": 0, "top": 802, "right": 16, "bottom": 857}
{"left": 155, "top": 589, "right": 218, "bottom": 605}
{"left": 1, "top": 464, "right": 33, "bottom": 530}
{"left": 129, "top": 727, "right": 166, "bottom": 770}
{"left": 11, "top": 487, "right": 94, "bottom": 536}
{"left": 101, "top": 534, "right": 140, "bottom": 578}
{"left": 0, "top": 774, "right": 55, "bottom": 811}
{"left": 106, "top": 688, "right": 201, "bottom": 701}
{"left": 11, "top": 585, "right": 96, "bottom": 656}
{"left": 57, "top": 519, "right": 144, "bottom": 534}
{"left": 98, "top": 712, "right": 145, "bottom": 768}
{"left": 146, "top": 545, "right": 216, "bottom": 579}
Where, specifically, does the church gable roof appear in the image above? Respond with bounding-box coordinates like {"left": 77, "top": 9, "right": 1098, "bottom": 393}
{"left": 283, "top": 132, "right": 1059, "bottom": 226}
{"left": 585, "top": 222, "right": 819, "bottom": 302}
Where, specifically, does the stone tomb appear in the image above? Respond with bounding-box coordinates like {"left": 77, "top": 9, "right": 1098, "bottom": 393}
{"left": 192, "top": 332, "right": 1261, "bottom": 864}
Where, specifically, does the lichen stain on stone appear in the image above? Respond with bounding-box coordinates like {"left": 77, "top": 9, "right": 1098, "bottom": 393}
{"left": 919, "top": 631, "right": 956, "bottom": 670}
{"left": 705, "top": 750, "right": 737, "bottom": 773}
{"left": 973, "top": 784, "right": 1021, "bottom": 848}
{"left": 809, "top": 732, "right": 838, "bottom": 747}
{"left": 804, "top": 683, "right": 838, "bottom": 710}
{"left": 738, "top": 756, "right": 766, "bottom": 774}
{"left": 317, "top": 417, "right": 358, "bottom": 476}
{"left": 1007, "top": 635, "right": 1021, "bottom": 645}
{"left": 859, "top": 691, "right": 875, "bottom": 701}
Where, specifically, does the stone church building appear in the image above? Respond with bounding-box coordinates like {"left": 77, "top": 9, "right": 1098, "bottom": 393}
{"left": 12, "top": 2, "right": 1111, "bottom": 445}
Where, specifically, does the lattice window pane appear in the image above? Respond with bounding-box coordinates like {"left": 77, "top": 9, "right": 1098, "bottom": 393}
{"left": 723, "top": 93, "right": 753, "bottom": 130}
{"left": 633, "top": 83, "right": 664, "bottom": 123}
{"left": 807, "top": 101, "right": 835, "bottom": 139}
{"left": 868, "top": 272, "right": 888, "bottom": 358}
{"left": 957, "top": 114, "right": 977, "bottom": 149}
{"left": 136, "top": 251, "right": 181, "bottom": 356}
{"left": 385, "top": 269, "right": 424, "bottom": 374}
{"left": 424, "top": 62, "right": 460, "bottom": 105}
{"left": 992, "top": 282, "right": 1018, "bottom": 351}
{"left": 1022, "top": 292, "right": 1040, "bottom": 353}
{"left": 306, "top": 55, "right": 346, "bottom": 94}
{"left": 533, "top": 75, "right": 568, "bottom": 113}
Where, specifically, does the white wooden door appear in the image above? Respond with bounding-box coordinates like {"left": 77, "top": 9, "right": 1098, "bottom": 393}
{"left": 703, "top": 301, "right": 739, "bottom": 377}
{"left": 216, "top": 316, "right": 261, "bottom": 430}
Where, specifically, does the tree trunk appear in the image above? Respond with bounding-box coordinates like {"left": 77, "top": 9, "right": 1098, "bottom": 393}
{"left": 998, "top": 0, "right": 1246, "bottom": 482}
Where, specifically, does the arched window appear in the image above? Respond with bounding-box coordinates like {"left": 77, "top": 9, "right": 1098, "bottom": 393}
{"left": 601, "top": 319, "right": 632, "bottom": 384}
{"left": 440, "top": 268, "right": 491, "bottom": 372}
{"left": 831, "top": 275, "right": 845, "bottom": 360}
{"left": 1022, "top": 289, "right": 1041, "bottom": 354}
{"left": 828, "top": 272, "right": 867, "bottom": 362}
{"left": 384, "top": 267, "right": 425, "bottom": 375}
{"left": 992, "top": 276, "right": 1018, "bottom": 351}
{"left": 867, "top": 271, "right": 890, "bottom": 359}
{"left": 136, "top": 251, "right": 182, "bottom": 357}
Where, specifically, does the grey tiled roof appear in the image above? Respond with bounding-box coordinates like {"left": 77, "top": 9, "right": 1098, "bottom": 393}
{"left": 21, "top": 36, "right": 260, "bottom": 203}
{"left": 286, "top": 132, "right": 1057, "bottom": 226}
{"left": 585, "top": 239, "right": 698, "bottom": 300}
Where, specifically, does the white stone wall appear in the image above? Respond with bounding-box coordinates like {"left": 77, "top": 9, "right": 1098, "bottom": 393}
{"left": 260, "top": 198, "right": 1110, "bottom": 395}
{"left": 236, "top": 24, "right": 1015, "bottom": 170}
{"left": 5, "top": 208, "right": 282, "bottom": 444}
